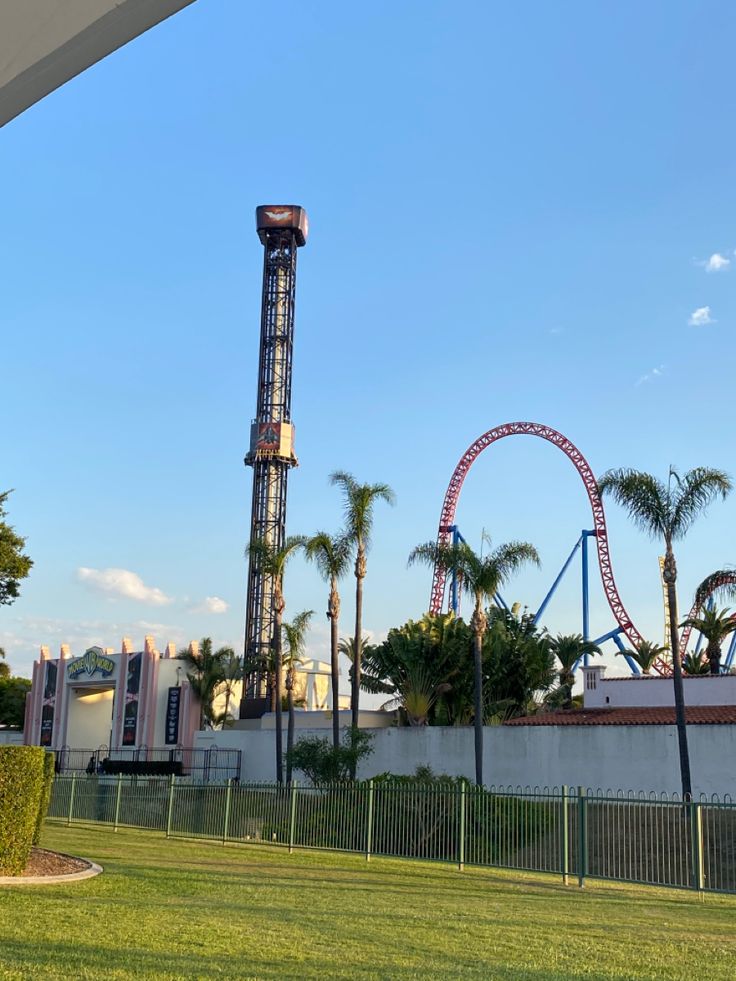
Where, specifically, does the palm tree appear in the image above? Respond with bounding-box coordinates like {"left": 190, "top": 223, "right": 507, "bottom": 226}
{"left": 616, "top": 640, "right": 669, "bottom": 676}
{"left": 681, "top": 606, "right": 736, "bottom": 675}
{"left": 304, "top": 531, "right": 352, "bottom": 749}
{"left": 217, "top": 649, "right": 241, "bottom": 724}
{"left": 282, "top": 609, "right": 314, "bottom": 783}
{"left": 598, "top": 466, "right": 732, "bottom": 798}
{"left": 548, "top": 634, "right": 601, "bottom": 707}
{"left": 409, "top": 533, "right": 540, "bottom": 785}
{"left": 246, "top": 536, "right": 307, "bottom": 783}
{"left": 330, "top": 472, "right": 395, "bottom": 739}
{"left": 178, "top": 638, "right": 232, "bottom": 730}
{"left": 682, "top": 651, "right": 710, "bottom": 676}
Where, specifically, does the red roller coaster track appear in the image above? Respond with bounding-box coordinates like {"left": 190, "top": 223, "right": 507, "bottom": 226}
{"left": 429, "top": 422, "right": 652, "bottom": 661}
{"left": 680, "top": 570, "right": 736, "bottom": 658}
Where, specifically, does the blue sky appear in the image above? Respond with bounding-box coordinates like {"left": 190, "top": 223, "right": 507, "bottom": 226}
{"left": 2, "top": 1, "right": 735, "bottom": 681}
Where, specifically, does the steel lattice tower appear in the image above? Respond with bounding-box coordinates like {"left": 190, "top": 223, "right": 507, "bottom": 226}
{"left": 242, "top": 205, "right": 308, "bottom": 714}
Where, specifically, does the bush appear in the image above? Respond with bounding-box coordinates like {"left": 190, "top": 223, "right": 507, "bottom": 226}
{"left": 286, "top": 729, "right": 374, "bottom": 784}
{"left": 33, "top": 752, "right": 55, "bottom": 846}
{"left": 0, "top": 745, "right": 45, "bottom": 875}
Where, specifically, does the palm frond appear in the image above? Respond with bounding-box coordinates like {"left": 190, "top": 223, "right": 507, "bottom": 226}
{"left": 304, "top": 531, "right": 353, "bottom": 580}
{"left": 597, "top": 468, "right": 669, "bottom": 539}
{"left": 330, "top": 471, "right": 395, "bottom": 549}
{"left": 670, "top": 468, "right": 732, "bottom": 540}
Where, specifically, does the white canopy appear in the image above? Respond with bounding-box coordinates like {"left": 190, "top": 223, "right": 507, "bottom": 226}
{"left": 0, "top": 0, "right": 197, "bottom": 127}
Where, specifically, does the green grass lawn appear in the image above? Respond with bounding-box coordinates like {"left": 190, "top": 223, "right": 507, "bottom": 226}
{"left": 0, "top": 824, "right": 734, "bottom": 980}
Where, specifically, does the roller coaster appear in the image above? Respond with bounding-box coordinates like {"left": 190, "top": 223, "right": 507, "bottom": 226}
{"left": 429, "top": 422, "right": 736, "bottom": 676}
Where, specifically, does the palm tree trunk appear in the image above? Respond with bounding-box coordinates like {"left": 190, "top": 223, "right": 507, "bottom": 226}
{"left": 472, "top": 627, "right": 483, "bottom": 785}
{"left": 349, "top": 556, "right": 365, "bottom": 781}
{"left": 286, "top": 675, "right": 294, "bottom": 783}
{"left": 329, "top": 581, "right": 340, "bottom": 751}
{"left": 352, "top": 556, "right": 364, "bottom": 732}
{"left": 664, "top": 548, "right": 693, "bottom": 799}
{"left": 273, "top": 617, "right": 284, "bottom": 784}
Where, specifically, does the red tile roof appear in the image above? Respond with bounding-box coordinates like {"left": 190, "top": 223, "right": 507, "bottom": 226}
{"left": 504, "top": 706, "right": 736, "bottom": 726}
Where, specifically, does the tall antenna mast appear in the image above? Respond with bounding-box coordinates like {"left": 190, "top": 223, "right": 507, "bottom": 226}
{"left": 242, "top": 205, "right": 308, "bottom": 715}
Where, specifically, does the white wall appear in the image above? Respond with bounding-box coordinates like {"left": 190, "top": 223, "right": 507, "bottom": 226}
{"left": 582, "top": 666, "right": 736, "bottom": 707}
{"left": 196, "top": 724, "right": 736, "bottom": 799}
{"left": 0, "top": 731, "right": 24, "bottom": 746}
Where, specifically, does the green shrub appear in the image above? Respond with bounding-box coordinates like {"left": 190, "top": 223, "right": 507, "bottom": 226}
{"left": 286, "top": 729, "right": 374, "bottom": 784}
{"left": 33, "top": 752, "right": 55, "bottom": 846}
{"left": 0, "top": 745, "right": 45, "bottom": 875}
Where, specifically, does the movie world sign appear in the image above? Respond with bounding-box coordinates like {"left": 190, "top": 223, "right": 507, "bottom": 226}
{"left": 67, "top": 646, "right": 115, "bottom": 680}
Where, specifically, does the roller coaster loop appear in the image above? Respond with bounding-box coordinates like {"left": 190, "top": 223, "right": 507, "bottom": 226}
{"left": 429, "top": 422, "right": 653, "bottom": 662}
{"left": 680, "top": 570, "right": 736, "bottom": 664}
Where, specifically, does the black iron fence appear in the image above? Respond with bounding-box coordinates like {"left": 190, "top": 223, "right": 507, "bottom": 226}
{"left": 55, "top": 746, "right": 241, "bottom": 782}
{"left": 47, "top": 778, "right": 736, "bottom": 895}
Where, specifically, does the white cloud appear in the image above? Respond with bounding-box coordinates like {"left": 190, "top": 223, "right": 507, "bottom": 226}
{"left": 548, "top": 327, "right": 564, "bottom": 336}
{"left": 688, "top": 306, "right": 714, "bottom": 327}
{"left": 636, "top": 364, "right": 665, "bottom": 386}
{"left": 189, "top": 596, "right": 229, "bottom": 615}
{"left": 0, "top": 615, "right": 190, "bottom": 678}
{"left": 76, "top": 567, "right": 173, "bottom": 606}
{"left": 696, "top": 253, "right": 730, "bottom": 272}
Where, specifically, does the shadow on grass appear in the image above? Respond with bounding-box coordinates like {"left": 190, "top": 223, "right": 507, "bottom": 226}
{"left": 0, "top": 935, "right": 632, "bottom": 981}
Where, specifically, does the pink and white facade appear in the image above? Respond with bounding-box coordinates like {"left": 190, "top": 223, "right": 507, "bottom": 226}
{"left": 24, "top": 636, "right": 201, "bottom": 752}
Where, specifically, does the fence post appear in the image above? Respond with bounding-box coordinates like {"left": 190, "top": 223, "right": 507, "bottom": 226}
{"left": 690, "top": 800, "right": 705, "bottom": 892}
{"left": 67, "top": 772, "right": 77, "bottom": 827}
{"left": 577, "top": 786, "right": 587, "bottom": 889}
{"left": 458, "top": 783, "right": 466, "bottom": 872}
{"left": 365, "top": 780, "right": 375, "bottom": 862}
{"left": 166, "top": 774, "right": 176, "bottom": 839}
{"left": 223, "top": 779, "right": 232, "bottom": 846}
{"left": 113, "top": 773, "right": 123, "bottom": 833}
{"left": 288, "top": 782, "right": 298, "bottom": 854}
{"left": 561, "top": 785, "right": 570, "bottom": 885}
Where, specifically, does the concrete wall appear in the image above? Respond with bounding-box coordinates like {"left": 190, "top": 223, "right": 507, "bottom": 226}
{"left": 196, "top": 724, "right": 736, "bottom": 798}
{"left": 582, "top": 665, "right": 736, "bottom": 707}
{"left": 0, "top": 731, "right": 24, "bottom": 746}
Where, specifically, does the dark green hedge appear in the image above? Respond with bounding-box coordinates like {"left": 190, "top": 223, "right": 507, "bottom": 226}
{"left": 33, "top": 752, "right": 55, "bottom": 846}
{"left": 0, "top": 745, "right": 46, "bottom": 875}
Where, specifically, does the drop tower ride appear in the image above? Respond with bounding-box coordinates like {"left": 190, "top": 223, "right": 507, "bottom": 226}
{"left": 242, "top": 205, "right": 308, "bottom": 714}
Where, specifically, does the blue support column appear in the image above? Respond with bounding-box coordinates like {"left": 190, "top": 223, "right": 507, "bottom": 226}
{"left": 724, "top": 632, "right": 736, "bottom": 671}
{"left": 581, "top": 531, "right": 595, "bottom": 665}
{"left": 533, "top": 535, "right": 583, "bottom": 625}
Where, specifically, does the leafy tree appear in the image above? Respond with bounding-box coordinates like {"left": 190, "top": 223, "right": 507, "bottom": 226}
{"left": 286, "top": 729, "right": 374, "bottom": 784}
{"left": 360, "top": 615, "right": 459, "bottom": 725}
{"left": 484, "top": 607, "right": 556, "bottom": 716}
{"left": 283, "top": 609, "right": 314, "bottom": 782}
{"left": 0, "top": 675, "right": 31, "bottom": 728}
{"left": 616, "top": 640, "right": 669, "bottom": 676}
{"left": 330, "top": 472, "right": 395, "bottom": 744}
{"left": 547, "top": 634, "right": 601, "bottom": 708}
{"left": 681, "top": 606, "right": 736, "bottom": 675}
{"left": 0, "top": 647, "right": 9, "bottom": 680}
{"left": 0, "top": 491, "right": 33, "bottom": 606}
{"left": 598, "top": 466, "right": 732, "bottom": 798}
{"left": 246, "top": 536, "right": 307, "bottom": 783}
{"left": 304, "top": 532, "right": 351, "bottom": 749}
{"left": 178, "top": 638, "right": 235, "bottom": 730}
{"left": 409, "top": 534, "right": 540, "bottom": 785}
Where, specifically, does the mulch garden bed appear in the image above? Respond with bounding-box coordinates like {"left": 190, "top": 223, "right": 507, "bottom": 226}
{"left": 20, "top": 848, "right": 90, "bottom": 877}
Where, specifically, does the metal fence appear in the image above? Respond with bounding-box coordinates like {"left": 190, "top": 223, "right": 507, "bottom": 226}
{"left": 55, "top": 746, "right": 241, "bottom": 782}
{"left": 47, "top": 778, "right": 736, "bottom": 894}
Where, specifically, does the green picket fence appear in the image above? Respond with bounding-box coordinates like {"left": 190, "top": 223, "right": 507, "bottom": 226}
{"left": 47, "top": 776, "right": 736, "bottom": 894}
